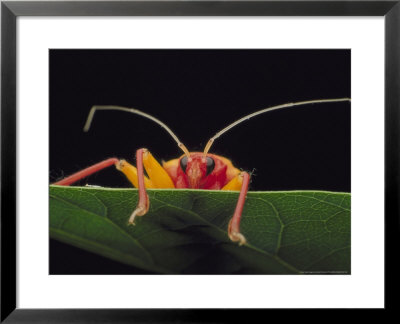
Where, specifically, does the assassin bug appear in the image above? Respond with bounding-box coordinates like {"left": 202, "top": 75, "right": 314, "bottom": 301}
{"left": 53, "top": 98, "right": 350, "bottom": 246}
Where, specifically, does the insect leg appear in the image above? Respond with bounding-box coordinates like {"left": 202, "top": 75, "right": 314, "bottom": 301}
{"left": 53, "top": 158, "right": 120, "bottom": 185}
{"left": 226, "top": 171, "right": 250, "bottom": 246}
{"left": 118, "top": 149, "right": 176, "bottom": 225}
{"left": 125, "top": 148, "right": 150, "bottom": 225}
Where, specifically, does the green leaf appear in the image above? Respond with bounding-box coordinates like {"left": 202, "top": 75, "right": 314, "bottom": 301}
{"left": 50, "top": 185, "right": 350, "bottom": 274}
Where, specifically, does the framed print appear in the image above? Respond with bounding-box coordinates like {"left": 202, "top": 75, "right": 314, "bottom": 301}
{"left": 1, "top": 0, "right": 399, "bottom": 322}
{"left": 49, "top": 49, "right": 351, "bottom": 276}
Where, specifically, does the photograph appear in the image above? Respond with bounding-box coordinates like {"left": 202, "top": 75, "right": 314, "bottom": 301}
{"left": 49, "top": 49, "right": 351, "bottom": 274}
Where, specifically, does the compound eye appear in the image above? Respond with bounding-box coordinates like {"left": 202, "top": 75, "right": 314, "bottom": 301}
{"left": 206, "top": 157, "right": 215, "bottom": 176}
{"left": 180, "top": 156, "right": 188, "bottom": 173}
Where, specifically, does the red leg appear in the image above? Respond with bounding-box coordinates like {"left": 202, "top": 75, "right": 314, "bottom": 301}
{"left": 128, "top": 148, "right": 150, "bottom": 225}
{"left": 53, "top": 158, "right": 120, "bottom": 186}
{"left": 228, "top": 171, "right": 250, "bottom": 246}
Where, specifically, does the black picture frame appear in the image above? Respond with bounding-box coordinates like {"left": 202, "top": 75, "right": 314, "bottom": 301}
{"left": 1, "top": 0, "right": 399, "bottom": 322}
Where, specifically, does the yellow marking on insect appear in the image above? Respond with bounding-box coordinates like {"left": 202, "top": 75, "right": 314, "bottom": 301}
{"left": 222, "top": 172, "right": 243, "bottom": 191}
{"left": 116, "top": 160, "right": 154, "bottom": 188}
{"left": 142, "top": 149, "right": 175, "bottom": 188}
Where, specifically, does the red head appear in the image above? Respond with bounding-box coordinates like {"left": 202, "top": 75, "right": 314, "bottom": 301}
{"left": 174, "top": 153, "right": 228, "bottom": 190}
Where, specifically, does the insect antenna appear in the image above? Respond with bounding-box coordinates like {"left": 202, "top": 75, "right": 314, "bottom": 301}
{"left": 203, "top": 98, "right": 351, "bottom": 155}
{"left": 83, "top": 105, "right": 191, "bottom": 157}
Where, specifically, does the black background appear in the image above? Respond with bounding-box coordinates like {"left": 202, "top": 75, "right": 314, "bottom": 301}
{"left": 50, "top": 49, "right": 350, "bottom": 274}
